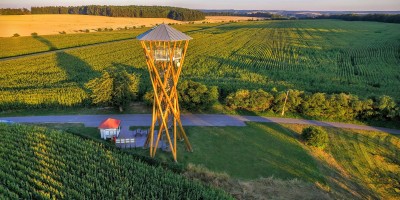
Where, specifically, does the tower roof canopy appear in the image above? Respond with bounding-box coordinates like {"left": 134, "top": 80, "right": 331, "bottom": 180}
{"left": 137, "top": 24, "right": 192, "bottom": 41}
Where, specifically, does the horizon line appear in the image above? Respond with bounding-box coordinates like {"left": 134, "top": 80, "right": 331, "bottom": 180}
{"left": 0, "top": 5, "right": 399, "bottom": 12}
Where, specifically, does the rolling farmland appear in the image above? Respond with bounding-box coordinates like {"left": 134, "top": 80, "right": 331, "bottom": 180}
{"left": 0, "top": 20, "right": 399, "bottom": 111}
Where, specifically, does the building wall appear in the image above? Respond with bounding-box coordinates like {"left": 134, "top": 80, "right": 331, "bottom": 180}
{"left": 100, "top": 128, "right": 120, "bottom": 139}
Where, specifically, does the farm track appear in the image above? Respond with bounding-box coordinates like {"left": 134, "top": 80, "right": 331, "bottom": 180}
{"left": 1, "top": 114, "right": 399, "bottom": 135}
{"left": 0, "top": 37, "right": 135, "bottom": 61}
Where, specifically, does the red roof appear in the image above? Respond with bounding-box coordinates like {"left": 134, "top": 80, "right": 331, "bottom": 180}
{"left": 98, "top": 118, "right": 121, "bottom": 129}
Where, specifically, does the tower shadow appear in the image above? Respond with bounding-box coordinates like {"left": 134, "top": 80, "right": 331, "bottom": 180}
{"left": 32, "top": 35, "right": 57, "bottom": 50}
{"left": 56, "top": 52, "right": 99, "bottom": 87}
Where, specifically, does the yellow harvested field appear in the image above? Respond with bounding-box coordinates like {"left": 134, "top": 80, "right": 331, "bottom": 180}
{"left": 0, "top": 14, "right": 181, "bottom": 37}
{"left": 0, "top": 15, "right": 264, "bottom": 37}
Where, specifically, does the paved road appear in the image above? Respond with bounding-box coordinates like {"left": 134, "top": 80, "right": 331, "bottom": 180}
{"left": 1, "top": 114, "right": 399, "bottom": 135}
{"left": 0, "top": 38, "right": 134, "bottom": 62}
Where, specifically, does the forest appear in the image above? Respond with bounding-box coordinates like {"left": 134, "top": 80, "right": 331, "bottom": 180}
{"left": 30, "top": 5, "right": 205, "bottom": 21}
{"left": 0, "top": 8, "right": 30, "bottom": 15}
{"left": 317, "top": 14, "right": 400, "bottom": 23}
{"left": 205, "top": 11, "right": 285, "bottom": 19}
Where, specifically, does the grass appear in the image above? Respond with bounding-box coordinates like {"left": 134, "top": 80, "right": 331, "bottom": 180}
{"left": 0, "top": 102, "right": 151, "bottom": 117}
{"left": 130, "top": 122, "right": 325, "bottom": 182}
{"left": 282, "top": 124, "right": 400, "bottom": 199}
{"left": 182, "top": 123, "right": 324, "bottom": 182}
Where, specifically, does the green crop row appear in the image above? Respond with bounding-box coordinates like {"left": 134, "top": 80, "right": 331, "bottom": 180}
{"left": 0, "top": 29, "right": 144, "bottom": 58}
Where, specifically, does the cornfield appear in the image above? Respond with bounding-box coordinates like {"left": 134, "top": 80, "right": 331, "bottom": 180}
{"left": 0, "top": 123, "right": 232, "bottom": 199}
{"left": 0, "top": 20, "right": 399, "bottom": 110}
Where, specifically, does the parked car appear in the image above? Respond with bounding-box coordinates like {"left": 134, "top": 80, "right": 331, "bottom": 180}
{"left": 0, "top": 120, "right": 14, "bottom": 124}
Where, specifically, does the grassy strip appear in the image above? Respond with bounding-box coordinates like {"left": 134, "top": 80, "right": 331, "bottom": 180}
{"left": 283, "top": 124, "right": 400, "bottom": 199}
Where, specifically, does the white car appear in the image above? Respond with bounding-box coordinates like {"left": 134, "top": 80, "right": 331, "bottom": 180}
{"left": 0, "top": 120, "right": 14, "bottom": 124}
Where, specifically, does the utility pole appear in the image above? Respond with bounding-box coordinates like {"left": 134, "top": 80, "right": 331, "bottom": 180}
{"left": 281, "top": 90, "right": 290, "bottom": 116}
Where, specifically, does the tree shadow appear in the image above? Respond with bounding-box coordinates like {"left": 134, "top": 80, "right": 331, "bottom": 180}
{"left": 56, "top": 52, "right": 99, "bottom": 88}
{"left": 32, "top": 35, "right": 57, "bottom": 50}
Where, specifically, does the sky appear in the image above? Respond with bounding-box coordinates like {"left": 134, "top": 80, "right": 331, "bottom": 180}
{"left": 1, "top": 0, "right": 399, "bottom": 11}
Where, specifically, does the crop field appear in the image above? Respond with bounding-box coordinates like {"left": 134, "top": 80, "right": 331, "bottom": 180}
{"left": 0, "top": 30, "right": 140, "bottom": 58}
{"left": 0, "top": 14, "right": 253, "bottom": 37}
{"left": 0, "top": 123, "right": 231, "bottom": 199}
{"left": 0, "top": 14, "right": 181, "bottom": 37}
{"left": 0, "top": 19, "right": 399, "bottom": 111}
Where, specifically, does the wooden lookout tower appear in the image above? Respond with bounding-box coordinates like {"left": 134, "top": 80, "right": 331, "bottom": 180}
{"left": 137, "top": 24, "right": 192, "bottom": 162}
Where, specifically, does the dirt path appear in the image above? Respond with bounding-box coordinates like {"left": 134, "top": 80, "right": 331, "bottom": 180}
{"left": 1, "top": 114, "right": 399, "bottom": 134}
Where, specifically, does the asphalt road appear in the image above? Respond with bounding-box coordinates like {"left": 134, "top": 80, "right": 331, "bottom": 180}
{"left": 1, "top": 114, "right": 399, "bottom": 135}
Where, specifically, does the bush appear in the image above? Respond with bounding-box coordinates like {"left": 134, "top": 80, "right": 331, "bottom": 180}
{"left": 12, "top": 33, "right": 20, "bottom": 37}
{"left": 31, "top": 32, "right": 38, "bottom": 36}
{"left": 143, "top": 90, "right": 154, "bottom": 106}
{"left": 143, "top": 80, "right": 218, "bottom": 111}
{"left": 59, "top": 31, "right": 66, "bottom": 34}
{"left": 301, "top": 126, "right": 329, "bottom": 149}
{"left": 272, "top": 89, "right": 303, "bottom": 113}
{"left": 85, "top": 67, "right": 140, "bottom": 112}
{"left": 226, "top": 89, "right": 274, "bottom": 112}
{"left": 178, "top": 80, "right": 219, "bottom": 111}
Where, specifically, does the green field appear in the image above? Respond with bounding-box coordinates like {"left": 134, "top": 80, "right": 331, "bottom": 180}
{"left": 179, "top": 123, "right": 400, "bottom": 199}
{"left": 0, "top": 123, "right": 231, "bottom": 199}
{"left": 283, "top": 124, "right": 400, "bottom": 199}
{"left": 0, "top": 20, "right": 399, "bottom": 111}
{"left": 0, "top": 30, "right": 139, "bottom": 58}
{"left": 181, "top": 123, "right": 324, "bottom": 182}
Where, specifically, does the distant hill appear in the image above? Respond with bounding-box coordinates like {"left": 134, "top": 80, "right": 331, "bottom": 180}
{"left": 201, "top": 9, "right": 400, "bottom": 23}
{"left": 201, "top": 9, "right": 400, "bottom": 18}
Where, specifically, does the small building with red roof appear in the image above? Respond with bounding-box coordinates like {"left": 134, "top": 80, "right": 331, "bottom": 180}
{"left": 98, "top": 118, "right": 121, "bottom": 140}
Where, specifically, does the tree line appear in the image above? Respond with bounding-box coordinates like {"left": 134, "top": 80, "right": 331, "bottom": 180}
{"left": 30, "top": 5, "right": 205, "bottom": 21}
{"left": 141, "top": 80, "right": 400, "bottom": 123}
{"left": 317, "top": 14, "right": 400, "bottom": 24}
{"left": 0, "top": 8, "right": 30, "bottom": 15}
{"left": 205, "top": 11, "right": 286, "bottom": 19}
{"left": 226, "top": 89, "right": 400, "bottom": 122}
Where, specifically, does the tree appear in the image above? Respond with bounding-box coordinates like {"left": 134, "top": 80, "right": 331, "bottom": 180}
{"left": 301, "top": 126, "right": 329, "bottom": 149}
{"left": 375, "top": 95, "right": 397, "bottom": 119}
{"left": 86, "top": 67, "right": 139, "bottom": 112}
{"left": 226, "top": 89, "right": 274, "bottom": 112}
{"left": 301, "top": 93, "right": 328, "bottom": 118}
{"left": 273, "top": 89, "right": 303, "bottom": 113}
{"left": 178, "top": 80, "right": 218, "bottom": 111}
{"left": 144, "top": 80, "right": 218, "bottom": 111}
